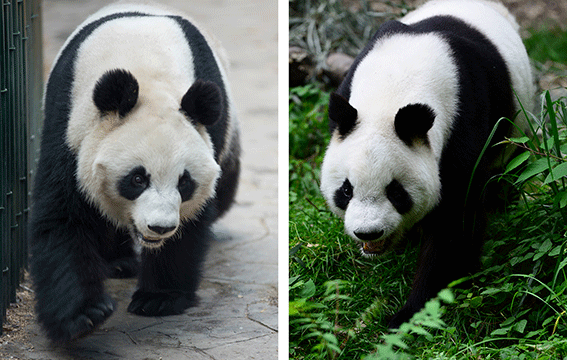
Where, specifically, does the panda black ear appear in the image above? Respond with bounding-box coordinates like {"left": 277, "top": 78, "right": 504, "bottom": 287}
{"left": 180, "top": 80, "right": 224, "bottom": 126}
{"left": 93, "top": 69, "right": 139, "bottom": 118}
{"left": 394, "top": 103, "right": 435, "bottom": 146}
{"left": 329, "top": 92, "right": 358, "bottom": 138}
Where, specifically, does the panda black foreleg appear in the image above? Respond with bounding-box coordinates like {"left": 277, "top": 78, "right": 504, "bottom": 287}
{"left": 30, "top": 222, "right": 114, "bottom": 343}
{"left": 388, "top": 234, "right": 451, "bottom": 328}
{"left": 388, "top": 207, "right": 484, "bottom": 329}
{"left": 127, "top": 215, "right": 212, "bottom": 316}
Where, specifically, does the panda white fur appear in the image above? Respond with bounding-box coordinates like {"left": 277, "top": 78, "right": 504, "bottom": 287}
{"left": 320, "top": 0, "right": 533, "bottom": 328}
{"left": 29, "top": 3, "right": 240, "bottom": 343}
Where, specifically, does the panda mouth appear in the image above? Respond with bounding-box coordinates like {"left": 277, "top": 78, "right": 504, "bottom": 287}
{"left": 137, "top": 233, "right": 164, "bottom": 245}
{"left": 360, "top": 238, "right": 392, "bottom": 257}
{"left": 131, "top": 227, "right": 167, "bottom": 248}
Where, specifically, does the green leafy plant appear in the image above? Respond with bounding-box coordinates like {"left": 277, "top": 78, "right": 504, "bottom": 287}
{"left": 290, "top": 277, "right": 352, "bottom": 359}
{"left": 504, "top": 91, "right": 567, "bottom": 215}
{"left": 365, "top": 289, "right": 455, "bottom": 360}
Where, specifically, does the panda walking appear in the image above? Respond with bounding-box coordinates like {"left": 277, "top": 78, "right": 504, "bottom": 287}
{"left": 29, "top": 3, "right": 240, "bottom": 343}
{"left": 320, "top": 0, "right": 533, "bottom": 328}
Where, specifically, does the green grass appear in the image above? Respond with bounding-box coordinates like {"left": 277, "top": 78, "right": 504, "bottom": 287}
{"left": 524, "top": 27, "right": 567, "bottom": 65}
{"left": 289, "top": 84, "right": 567, "bottom": 358}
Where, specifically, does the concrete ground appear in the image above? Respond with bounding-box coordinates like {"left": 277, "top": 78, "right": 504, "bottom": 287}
{"left": 2, "top": 0, "right": 278, "bottom": 359}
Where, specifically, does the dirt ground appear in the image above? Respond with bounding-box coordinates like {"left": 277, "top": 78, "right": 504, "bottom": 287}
{"left": 1, "top": 274, "right": 35, "bottom": 357}
{"left": 500, "top": 0, "right": 567, "bottom": 31}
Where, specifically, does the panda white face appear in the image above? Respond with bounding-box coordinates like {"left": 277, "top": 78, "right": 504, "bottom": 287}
{"left": 76, "top": 70, "right": 222, "bottom": 248}
{"left": 321, "top": 97, "right": 443, "bottom": 257}
{"left": 99, "top": 120, "right": 219, "bottom": 249}
{"left": 321, "top": 32, "right": 460, "bottom": 256}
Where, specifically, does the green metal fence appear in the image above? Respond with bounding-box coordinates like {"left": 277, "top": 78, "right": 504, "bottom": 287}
{"left": 0, "top": 0, "right": 43, "bottom": 334}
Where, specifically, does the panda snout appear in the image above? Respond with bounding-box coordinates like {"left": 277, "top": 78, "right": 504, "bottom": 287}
{"left": 354, "top": 230, "right": 384, "bottom": 241}
{"left": 148, "top": 225, "right": 177, "bottom": 236}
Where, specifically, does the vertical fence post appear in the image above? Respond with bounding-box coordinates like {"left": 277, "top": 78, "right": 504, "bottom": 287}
{"left": 0, "top": 0, "right": 42, "bottom": 334}
{"left": 0, "top": 0, "right": 7, "bottom": 334}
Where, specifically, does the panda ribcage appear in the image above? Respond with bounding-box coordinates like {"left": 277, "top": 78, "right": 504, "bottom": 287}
{"left": 320, "top": 0, "right": 533, "bottom": 328}
{"left": 29, "top": 3, "right": 239, "bottom": 344}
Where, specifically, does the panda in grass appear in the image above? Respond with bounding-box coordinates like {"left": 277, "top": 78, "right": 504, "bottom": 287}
{"left": 29, "top": 3, "right": 240, "bottom": 343}
{"left": 320, "top": 0, "right": 533, "bottom": 329}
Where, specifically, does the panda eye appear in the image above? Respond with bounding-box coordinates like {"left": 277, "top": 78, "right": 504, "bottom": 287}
{"left": 386, "top": 179, "right": 413, "bottom": 214}
{"left": 132, "top": 174, "right": 147, "bottom": 187}
{"left": 178, "top": 173, "right": 189, "bottom": 187}
{"left": 118, "top": 166, "right": 149, "bottom": 201}
{"left": 178, "top": 170, "right": 196, "bottom": 202}
{"left": 343, "top": 184, "right": 352, "bottom": 198}
{"left": 334, "top": 179, "right": 353, "bottom": 211}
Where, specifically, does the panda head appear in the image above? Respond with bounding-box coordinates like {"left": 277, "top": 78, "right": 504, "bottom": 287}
{"left": 321, "top": 93, "right": 442, "bottom": 256}
{"left": 77, "top": 69, "right": 223, "bottom": 249}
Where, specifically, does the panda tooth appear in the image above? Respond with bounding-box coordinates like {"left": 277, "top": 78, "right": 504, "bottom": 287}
{"left": 361, "top": 239, "right": 389, "bottom": 256}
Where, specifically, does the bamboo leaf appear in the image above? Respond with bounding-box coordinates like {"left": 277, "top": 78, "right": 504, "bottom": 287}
{"left": 559, "top": 191, "right": 567, "bottom": 208}
{"left": 508, "top": 136, "right": 530, "bottom": 144}
{"left": 545, "top": 91, "right": 563, "bottom": 158}
{"left": 543, "top": 161, "right": 567, "bottom": 184}
{"left": 514, "top": 319, "right": 528, "bottom": 333}
{"left": 505, "top": 151, "right": 530, "bottom": 174}
{"left": 515, "top": 158, "right": 555, "bottom": 184}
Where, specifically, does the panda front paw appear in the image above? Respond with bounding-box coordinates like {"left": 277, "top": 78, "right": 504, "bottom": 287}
{"left": 46, "top": 294, "right": 115, "bottom": 344}
{"left": 127, "top": 289, "right": 196, "bottom": 316}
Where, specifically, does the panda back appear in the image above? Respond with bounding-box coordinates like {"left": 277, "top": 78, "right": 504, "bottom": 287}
{"left": 401, "top": 0, "right": 533, "bottom": 124}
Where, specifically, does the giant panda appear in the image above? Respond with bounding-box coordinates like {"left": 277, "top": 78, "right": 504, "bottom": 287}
{"left": 320, "top": 0, "right": 533, "bottom": 329}
{"left": 29, "top": 3, "right": 240, "bottom": 343}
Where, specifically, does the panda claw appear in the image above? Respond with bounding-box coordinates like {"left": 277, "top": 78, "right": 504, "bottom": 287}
{"left": 127, "top": 289, "right": 195, "bottom": 316}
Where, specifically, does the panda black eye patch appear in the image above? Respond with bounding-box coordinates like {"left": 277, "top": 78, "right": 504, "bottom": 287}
{"left": 178, "top": 170, "right": 196, "bottom": 203}
{"left": 118, "top": 166, "right": 150, "bottom": 201}
{"left": 386, "top": 179, "right": 413, "bottom": 214}
{"left": 334, "top": 179, "right": 353, "bottom": 211}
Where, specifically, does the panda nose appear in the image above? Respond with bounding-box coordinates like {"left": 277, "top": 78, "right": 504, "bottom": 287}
{"left": 148, "top": 225, "right": 176, "bottom": 235}
{"left": 354, "top": 230, "right": 384, "bottom": 241}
